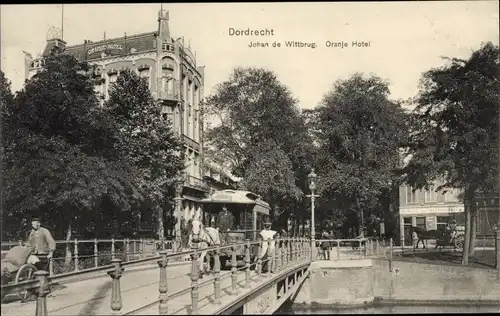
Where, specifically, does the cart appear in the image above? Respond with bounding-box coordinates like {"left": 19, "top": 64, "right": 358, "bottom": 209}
{"left": 435, "top": 227, "right": 465, "bottom": 250}
{"left": 1, "top": 246, "right": 38, "bottom": 302}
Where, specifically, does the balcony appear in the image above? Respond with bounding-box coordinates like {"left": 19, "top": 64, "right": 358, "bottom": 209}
{"left": 157, "top": 91, "right": 179, "bottom": 102}
{"left": 182, "top": 135, "right": 200, "bottom": 151}
{"left": 184, "top": 174, "right": 210, "bottom": 192}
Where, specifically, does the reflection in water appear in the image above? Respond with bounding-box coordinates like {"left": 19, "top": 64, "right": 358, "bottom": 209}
{"left": 277, "top": 305, "right": 500, "bottom": 314}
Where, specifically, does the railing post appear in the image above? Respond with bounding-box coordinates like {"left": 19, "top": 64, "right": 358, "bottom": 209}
{"left": 132, "top": 240, "right": 137, "bottom": 257}
{"left": 74, "top": 239, "right": 79, "bottom": 271}
{"left": 123, "top": 239, "right": 128, "bottom": 262}
{"left": 358, "top": 239, "right": 362, "bottom": 258}
{"left": 295, "top": 238, "right": 300, "bottom": 263}
{"left": 111, "top": 238, "right": 116, "bottom": 260}
{"left": 302, "top": 238, "right": 307, "bottom": 259}
{"left": 213, "top": 246, "right": 222, "bottom": 304}
{"left": 158, "top": 251, "right": 168, "bottom": 315}
{"left": 495, "top": 229, "right": 500, "bottom": 270}
{"left": 256, "top": 241, "right": 262, "bottom": 278}
{"left": 34, "top": 270, "right": 50, "bottom": 316}
{"left": 230, "top": 246, "right": 238, "bottom": 295}
{"left": 18, "top": 239, "right": 23, "bottom": 246}
{"left": 48, "top": 256, "right": 54, "bottom": 276}
{"left": 288, "top": 237, "right": 293, "bottom": 263}
{"left": 364, "top": 239, "right": 368, "bottom": 259}
{"left": 191, "top": 244, "right": 199, "bottom": 314}
{"left": 139, "top": 238, "right": 144, "bottom": 259}
{"left": 282, "top": 239, "right": 288, "bottom": 268}
{"left": 376, "top": 239, "right": 381, "bottom": 255}
{"left": 276, "top": 240, "right": 282, "bottom": 272}
{"left": 107, "top": 259, "right": 124, "bottom": 315}
{"left": 94, "top": 239, "right": 99, "bottom": 268}
{"left": 269, "top": 240, "right": 275, "bottom": 274}
{"left": 244, "top": 240, "right": 251, "bottom": 287}
{"left": 389, "top": 238, "right": 393, "bottom": 272}
{"left": 125, "top": 239, "right": 129, "bottom": 262}
{"left": 297, "top": 237, "right": 302, "bottom": 262}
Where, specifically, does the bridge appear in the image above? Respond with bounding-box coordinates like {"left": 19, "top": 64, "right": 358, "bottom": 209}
{"left": 1, "top": 238, "right": 392, "bottom": 315}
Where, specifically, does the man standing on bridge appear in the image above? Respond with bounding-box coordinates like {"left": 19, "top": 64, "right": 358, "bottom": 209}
{"left": 217, "top": 205, "right": 234, "bottom": 244}
{"left": 26, "top": 217, "right": 56, "bottom": 274}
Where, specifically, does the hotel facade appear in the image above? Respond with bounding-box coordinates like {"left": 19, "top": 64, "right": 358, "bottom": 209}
{"left": 24, "top": 9, "right": 237, "bottom": 238}
{"left": 399, "top": 180, "right": 499, "bottom": 246}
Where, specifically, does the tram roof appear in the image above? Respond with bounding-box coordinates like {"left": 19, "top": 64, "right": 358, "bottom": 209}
{"left": 201, "top": 189, "right": 270, "bottom": 208}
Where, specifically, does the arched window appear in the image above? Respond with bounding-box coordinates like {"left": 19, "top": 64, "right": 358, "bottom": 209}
{"left": 139, "top": 68, "right": 150, "bottom": 88}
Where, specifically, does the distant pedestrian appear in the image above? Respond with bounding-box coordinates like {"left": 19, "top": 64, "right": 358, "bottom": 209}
{"left": 320, "top": 230, "right": 331, "bottom": 260}
{"left": 412, "top": 228, "right": 419, "bottom": 249}
{"left": 26, "top": 217, "right": 56, "bottom": 273}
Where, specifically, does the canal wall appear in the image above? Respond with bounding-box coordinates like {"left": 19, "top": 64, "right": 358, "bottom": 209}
{"left": 293, "top": 259, "right": 500, "bottom": 306}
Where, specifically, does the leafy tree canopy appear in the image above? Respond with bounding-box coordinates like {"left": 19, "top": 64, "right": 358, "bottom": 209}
{"left": 204, "top": 67, "right": 312, "bottom": 219}
{"left": 405, "top": 42, "right": 500, "bottom": 195}
{"left": 1, "top": 50, "right": 146, "bottom": 239}
{"left": 313, "top": 73, "right": 409, "bottom": 226}
{"left": 104, "top": 69, "right": 185, "bottom": 205}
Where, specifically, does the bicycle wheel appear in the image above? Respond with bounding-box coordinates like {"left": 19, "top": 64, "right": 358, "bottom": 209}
{"left": 15, "top": 264, "right": 37, "bottom": 302}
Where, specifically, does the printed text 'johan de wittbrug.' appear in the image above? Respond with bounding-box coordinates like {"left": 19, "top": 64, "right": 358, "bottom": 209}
{"left": 227, "top": 28, "right": 372, "bottom": 49}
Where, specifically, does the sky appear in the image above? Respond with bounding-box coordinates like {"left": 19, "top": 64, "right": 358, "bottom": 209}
{"left": 1, "top": 2, "right": 499, "bottom": 110}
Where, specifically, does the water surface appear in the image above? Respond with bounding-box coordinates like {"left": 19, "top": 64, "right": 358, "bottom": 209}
{"left": 277, "top": 305, "right": 500, "bottom": 314}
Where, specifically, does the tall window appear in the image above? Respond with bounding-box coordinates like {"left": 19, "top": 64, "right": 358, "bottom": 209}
{"left": 161, "top": 67, "right": 174, "bottom": 94}
{"left": 416, "top": 217, "right": 426, "bottom": 230}
{"left": 406, "top": 186, "right": 417, "bottom": 204}
{"left": 425, "top": 185, "right": 438, "bottom": 203}
{"left": 161, "top": 76, "right": 174, "bottom": 94}
{"left": 139, "top": 68, "right": 150, "bottom": 88}
{"left": 437, "top": 216, "right": 450, "bottom": 231}
{"left": 109, "top": 74, "right": 118, "bottom": 84}
{"left": 188, "top": 80, "right": 193, "bottom": 105}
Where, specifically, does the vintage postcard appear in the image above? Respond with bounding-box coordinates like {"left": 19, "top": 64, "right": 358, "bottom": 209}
{"left": 1, "top": 2, "right": 499, "bottom": 315}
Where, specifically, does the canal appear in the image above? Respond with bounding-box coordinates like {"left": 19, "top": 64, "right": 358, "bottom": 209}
{"left": 276, "top": 301, "right": 500, "bottom": 314}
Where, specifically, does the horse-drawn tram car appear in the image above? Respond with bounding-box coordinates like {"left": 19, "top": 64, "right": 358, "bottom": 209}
{"left": 200, "top": 189, "right": 271, "bottom": 268}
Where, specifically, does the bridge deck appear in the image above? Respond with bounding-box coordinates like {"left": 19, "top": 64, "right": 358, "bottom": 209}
{"left": 1, "top": 262, "right": 190, "bottom": 316}
{"left": 1, "top": 259, "right": 308, "bottom": 316}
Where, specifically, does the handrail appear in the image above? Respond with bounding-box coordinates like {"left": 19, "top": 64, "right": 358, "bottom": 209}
{"left": 1, "top": 238, "right": 179, "bottom": 277}
{"left": 0, "top": 237, "right": 314, "bottom": 316}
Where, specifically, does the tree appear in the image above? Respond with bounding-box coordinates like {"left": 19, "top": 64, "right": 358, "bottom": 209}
{"left": 313, "top": 73, "right": 409, "bottom": 237}
{"left": 104, "top": 69, "right": 185, "bottom": 238}
{"left": 405, "top": 42, "right": 499, "bottom": 264}
{"left": 2, "top": 49, "right": 144, "bottom": 245}
{"left": 239, "top": 139, "right": 302, "bottom": 218}
{"left": 204, "top": 67, "right": 313, "bottom": 226}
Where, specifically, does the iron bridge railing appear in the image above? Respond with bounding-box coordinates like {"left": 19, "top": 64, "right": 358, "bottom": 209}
{"left": 1, "top": 237, "right": 314, "bottom": 316}
{"left": 1, "top": 237, "right": 396, "bottom": 315}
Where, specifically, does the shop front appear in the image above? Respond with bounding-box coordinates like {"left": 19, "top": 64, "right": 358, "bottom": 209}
{"left": 399, "top": 205, "right": 465, "bottom": 246}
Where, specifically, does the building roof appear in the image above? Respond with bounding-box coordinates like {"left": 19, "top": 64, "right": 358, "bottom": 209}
{"left": 64, "top": 31, "right": 159, "bottom": 61}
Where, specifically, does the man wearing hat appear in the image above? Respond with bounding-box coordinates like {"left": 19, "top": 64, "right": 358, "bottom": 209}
{"left": 26, "top": 218, "right": 56, "bottom": 273}
{"left": 217, "top": 205, "right": 234, "bottom": 244}
{"left": 258, "top": 221, "right": 277, "bottom": 273}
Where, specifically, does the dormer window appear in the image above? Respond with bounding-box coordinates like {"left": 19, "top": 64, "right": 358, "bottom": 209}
{"left": 162, "top": 43, "right": 175, "bottom": 52}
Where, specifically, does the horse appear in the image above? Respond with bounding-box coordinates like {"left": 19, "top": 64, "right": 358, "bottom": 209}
{"left": 410, "top": 226, "right": 442, "bottom": 249}
{"left": 189, "top": 218, "right": 221, "bottom": 278}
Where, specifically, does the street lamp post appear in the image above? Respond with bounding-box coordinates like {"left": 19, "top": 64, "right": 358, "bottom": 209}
{"left": 307, "top": 169, "right": 320, "bottom": 261}
{"left": 173, "top": 173, "right": 185, "bottom": 248}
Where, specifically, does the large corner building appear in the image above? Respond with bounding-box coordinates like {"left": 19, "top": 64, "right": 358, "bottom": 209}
{"left": 24, "top": 10, "right": 234, "bottom": 239}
